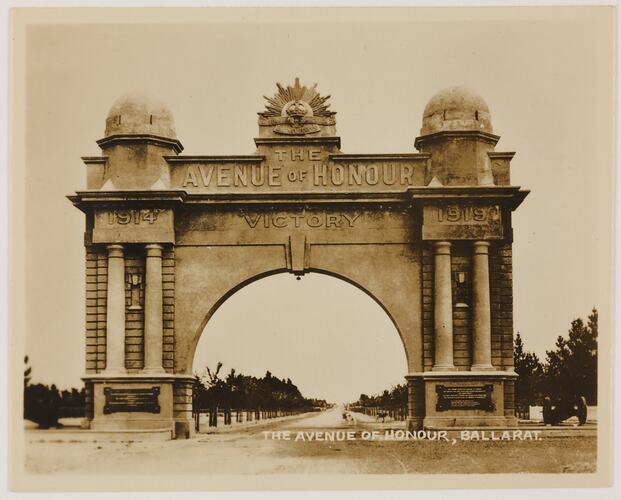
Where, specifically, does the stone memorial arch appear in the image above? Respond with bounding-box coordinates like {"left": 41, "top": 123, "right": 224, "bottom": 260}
{"left": 70, "top": 80, "right": 528, "bottom": 439}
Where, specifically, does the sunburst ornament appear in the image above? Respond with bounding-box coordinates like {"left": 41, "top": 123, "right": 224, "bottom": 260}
{"left": 259, "top": 78, "right": 336, "bottom": 136}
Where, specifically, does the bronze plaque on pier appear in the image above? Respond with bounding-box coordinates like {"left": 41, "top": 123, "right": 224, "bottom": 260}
{"left": 103, "top": 387, "right": 161, "bottom": 414}
{"left": 436, "top": 384, "right": 495, "bottom": 412}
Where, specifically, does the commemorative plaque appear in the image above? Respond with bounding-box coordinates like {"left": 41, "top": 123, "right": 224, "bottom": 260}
{"left": 435, "top": 384, "right": 495, "bottom": 412}
{"left": 103, "top": 386, "right": 161, "bottom": 414}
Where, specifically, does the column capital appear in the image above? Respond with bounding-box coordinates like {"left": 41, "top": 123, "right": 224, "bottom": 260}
{"left": 106, "top": 244, "right": 124, "bottom": 258}
{"left": 433, "top": 241, "right": 452, "bottom": 254}
{"left": 145, "top": 243, "right": 164, "bottom": 257}
{"left": 473, "top": 241, "right": 491, "bottom": 254}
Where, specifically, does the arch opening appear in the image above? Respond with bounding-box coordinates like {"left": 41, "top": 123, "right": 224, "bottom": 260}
{"left": 192, "top": 271, "right": 408, "bottom": 404}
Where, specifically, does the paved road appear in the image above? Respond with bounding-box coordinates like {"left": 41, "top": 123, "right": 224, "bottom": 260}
{"left": 25, "top": 406, "right": 596, "bottom": 475}
{"left": 280, "top": 405, "right": 374, "bottom": 428}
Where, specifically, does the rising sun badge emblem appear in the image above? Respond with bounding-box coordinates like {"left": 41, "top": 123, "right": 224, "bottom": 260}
{"left": 259, "top": 78, "right": 336, "bottom": 136}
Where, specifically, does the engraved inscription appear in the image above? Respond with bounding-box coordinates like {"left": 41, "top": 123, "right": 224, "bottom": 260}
{"left": 422, "top": 204, "right": 504, "bottom": 240}
{"left": 274, "top": 149, "right": 322, "bottom": 161}
{"left": 182, "top": 165, "right": 284, "bottom": 188}
{"left": 180, "top": 162, "right": 415, "bottom": 189}
{"left": 313, "top": 163, "right": 413, "bottom": 187}
{"left": 435, "top": 205, "right": 501, "bottom": 224}
{"left": 436, "top": 384, "right": 495, "bottom": 412}
{"left": 106, "top": 209, "right": 163, "bottom": 225}
{"left": 103, "top": 387, "right": 161, "bottom": 414}
{"left": 241, "top": 212, "right": 361, "bottom": 229}
{"left": 93, "top": 208, "right": 174, "bottom": 244}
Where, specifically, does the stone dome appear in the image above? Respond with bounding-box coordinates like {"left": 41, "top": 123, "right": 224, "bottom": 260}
{"left": 104, "top": 91, "right": 177, "bottom": 139}
{"left": 421, "top": 86, "right": 493, "bottom": 135}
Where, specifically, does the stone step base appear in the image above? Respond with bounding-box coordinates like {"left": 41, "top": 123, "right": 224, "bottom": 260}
{"left": 26, "top": 428, "right": 173, "bottom": 442}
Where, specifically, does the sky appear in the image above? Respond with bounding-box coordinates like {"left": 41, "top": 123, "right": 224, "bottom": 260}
{"left": 16, "top": 8, "right": 613, "bottom": 403}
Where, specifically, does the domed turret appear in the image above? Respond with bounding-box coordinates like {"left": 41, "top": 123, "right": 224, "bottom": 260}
{"left": 416, "top": 86, "right": 498, "bottom": 186}
{"left": 95, "top": 92, "right": 183, "bottom": 190}
{"left": 421, "top": 86, "right": 492, "bottom": 135}
{"left": 104, "top": 91, "right": 177, "bottom": 139}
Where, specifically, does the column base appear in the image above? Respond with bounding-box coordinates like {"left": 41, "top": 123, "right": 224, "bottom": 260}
{"left": 470, "top": 364, "right": 495, "bottom": 371}
{"left": 142, "top": 367, "right": 166, "bottom": 375}
{"left": 102, "top": 368, "right": 127, "bottom": 376}
{"left": 432, "top": 365, "right": 457, "bottom": 372}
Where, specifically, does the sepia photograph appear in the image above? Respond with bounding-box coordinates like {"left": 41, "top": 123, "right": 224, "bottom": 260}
{"left": 7, "top": 4, "right": 615, "bottom": 493}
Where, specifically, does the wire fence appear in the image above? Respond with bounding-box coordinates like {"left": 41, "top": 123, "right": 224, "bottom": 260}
{"left": 192, "top": 408, "right": 310, "bottom": 432}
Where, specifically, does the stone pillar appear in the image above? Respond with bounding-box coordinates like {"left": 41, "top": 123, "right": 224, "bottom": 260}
{"left": 433, "top": 241, "right": 455, "bottom": 370}
{"left": 472, "top": 241, "right": 494, "bottom": 370}
{"left": 104, "top": 244, "right": 126, "bottom": 374}
{"left": 143, "top": 244, "right": 165, "bottom": 373}
{"left": 173, "top": 378, "right": 196, "bottom": 439}
{"left": 405, "top": 375, "right": 425, "bottom": 431}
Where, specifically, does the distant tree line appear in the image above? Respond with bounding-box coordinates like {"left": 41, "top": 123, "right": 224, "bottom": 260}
{"left": 351, "top": 383, "right": 408, "bottom": 409}
{"left": 23, "top": 356, "right": 85, "bottom": 428}
{"left": 515, "top": 308, "right": 598, "bottom": 405}
{"left": 193, "top": 362, "right": 328, "bottom": 416}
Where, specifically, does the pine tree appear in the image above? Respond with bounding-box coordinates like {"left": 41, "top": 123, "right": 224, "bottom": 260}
{"left": 513, "top": 333, "right": 543, "bottom": 404}
{"left": 543, "top": 308, "right": 598, "bottom": 404}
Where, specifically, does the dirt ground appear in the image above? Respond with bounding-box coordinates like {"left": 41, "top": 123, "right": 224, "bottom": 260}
{"left": 24, "top": 407, "right": 597, "bottom": 475}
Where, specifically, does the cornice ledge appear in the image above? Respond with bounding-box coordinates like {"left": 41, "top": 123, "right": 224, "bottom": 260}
{"left": 165, "top": 155, "right": 265, "bottom": 163}
{"left": 414, "top": 130, "right": 500, "bottom": 148}
{"left": 81, "top": 156, "right": 108, "bottom": 164}
{"left": 488, "top": 152, "right": 516, "bottom": 160}
{"left": 67, "top": 190, "right": 187, "bottom": 210}
{"left": 407, "top": 371, "right": 518, "bottom": 379}
{"left": 96, "top": 134, "right": 184, "bottom": 154}
{"left": 82, "top": 373, "right": 194, "bottom": 382}
{"left": 72, "top": 189, "right": 187, "bottom": 199}
{"left": 330, "top": 153, "right": 430, "bottom": 161}
{"left": 254, "top": 136, "right": 341, "bottom": 148}
{"left": 408, "top": 186, "right": 529, "bottom": 209}
{"left": 408, "top": 185, "right": 524, "bottom": 196}
{"left": 181, "top": 191, "right": 410, "bottom": 205}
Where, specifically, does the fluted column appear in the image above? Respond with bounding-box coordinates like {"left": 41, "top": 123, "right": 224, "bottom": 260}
{"left": 143, "top": 244, "right": 165, "bottom": 373}
{"left": 472, "top": 241, "right": 494, "bottom": 370}
{"left": 104, "top": 244, "right": 126, "bottom": 374}
{"left": 433, "top": 241, "right": 455, "bottom": 370}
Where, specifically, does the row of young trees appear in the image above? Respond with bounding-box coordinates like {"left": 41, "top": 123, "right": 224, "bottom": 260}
{"left": 514, "top": 308, "right": 598, "bottom": 405}
{"left": 193, "top": 362, "right": 328, "bottom": 413}
{"left": 352, "top": 383, "right": 408, "bottom": 409}
{"left": 24, "top": 356, "right": 325, "bottom": 428}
